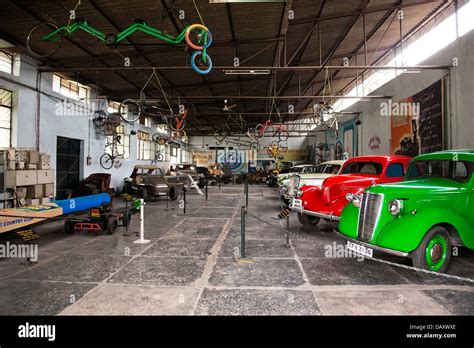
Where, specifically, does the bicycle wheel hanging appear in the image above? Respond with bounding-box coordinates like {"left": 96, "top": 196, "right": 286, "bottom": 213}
{"left": 214, "top": 127, "right": 229, "bottom": 142}
{"left": 119, "top": 99, "right": 141, "bottom": 123}
{"left": 155, "top": 152, "right": 164, "bottom": 162}
{"left": 254, "top": 124, "right": 265, "bottom": 140}
{"left": 92, "top": 110, "right": 107, "bottom": 128}
{"left": 99, "top": 153, "right": 114, "bottom": 170}
{"left": 185, "top": 24, "right": 212, "bottom": 50}
{"left": 278, "top": 129, "right": 289, "bottom": 142}
{"left": 249, "top": 142, "right": 261, "bottom": 151}
{"left": 191, "top": 51, "right": 213, "bottom": 75}
{"left": 113, "top": 159, "right": 123, "bottom": 169}
{"left": 170, "top": 114, "right": 187, "bottom": 131}
{"left": 26, "top": 22, "right": 63, "bottom": 58}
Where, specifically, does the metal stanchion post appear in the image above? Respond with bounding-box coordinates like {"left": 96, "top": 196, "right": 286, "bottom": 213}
{"left": 285, "top": 214, "right": 291, "bottom": 248}
{"left": 125, "top": 199, "right": 129, "bottom": 234}
{"left": 183, "top": 188, "right": 187, "bottom": 215}
{"left": 240, "top": 205, "right": 246, "bottom": 259}
{"left": 134, "top": 199, "right": 150, "bottom": 244}
{"left": 245, "top": 179, "right": 249, "bottom": 207}
{"left": 205, "top": 182, "right": 208, "bottom": 201}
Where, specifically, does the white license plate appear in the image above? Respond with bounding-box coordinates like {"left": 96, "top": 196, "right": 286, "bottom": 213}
{"left": 290, "top": 199, "right": 303, "bottom": 212}
{"left": 347, "top": 241, "right": 373, "bottom": 258}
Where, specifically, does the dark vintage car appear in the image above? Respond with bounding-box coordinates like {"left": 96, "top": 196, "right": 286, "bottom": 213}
{"left": 123, "top": 165, "right": 183, "bottom": 201}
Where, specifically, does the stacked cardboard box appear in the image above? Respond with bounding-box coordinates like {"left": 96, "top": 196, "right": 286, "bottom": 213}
{"left": 1, "top": 148, "right": 54, "bottom": 207}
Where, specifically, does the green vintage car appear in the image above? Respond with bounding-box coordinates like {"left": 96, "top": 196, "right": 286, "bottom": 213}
{"left": 337, "top": 150, "right": 474, "bottom": 272}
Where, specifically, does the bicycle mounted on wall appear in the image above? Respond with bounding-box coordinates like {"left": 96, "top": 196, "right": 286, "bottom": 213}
{"left": 26, "top": 18, "right": 212, "bottom": 74}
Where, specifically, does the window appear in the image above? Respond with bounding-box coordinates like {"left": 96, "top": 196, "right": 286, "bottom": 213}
{"left": 342, "top": 161, "right": 383, "bottom": 175}
{"left": 386, "top": 163, "right": 405, "bottom": 177}
{"left": 0, "top": 51, "right": 13, "bottom": 75}
{"left": 137, "top": 131, "right": 155, "bottom": 160}
{"left": 0, "top": 88, "right": 12, "bottom": 147}
{"left": 52, "top": 74, "right": 90, "bottom": 102}
{"left": 107, "top": 101, "right": 121, "bottom": 114}
{"left": 107, "top": 125, "right": 129, "bottom": 159}
{"left": 333, "top": 1, "right": 474, "bottom": 112}
{"left": 408, "top": 160, "right": 472, "bottom": 182}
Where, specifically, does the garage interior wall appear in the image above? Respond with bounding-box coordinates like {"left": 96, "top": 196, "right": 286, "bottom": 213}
{"left": 0, "top": 56, "right": 193, "bottom": 192}
{"left": 338, "top": 27, "right": 474, "bottom": 156}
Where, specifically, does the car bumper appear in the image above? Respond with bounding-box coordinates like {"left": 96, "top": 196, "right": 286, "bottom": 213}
{"left": 290, "top": 199, "right": 340, "bottom": 221}
{"left": 333, "top": 229, "right": 410, "bottom": 257}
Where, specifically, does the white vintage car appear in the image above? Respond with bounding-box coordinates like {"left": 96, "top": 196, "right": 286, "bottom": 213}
{"left": 276, "top": 164, "right": 321, "bottom": 185}
{"left": 279, "top": 160, "right": 345, "bottom": 206}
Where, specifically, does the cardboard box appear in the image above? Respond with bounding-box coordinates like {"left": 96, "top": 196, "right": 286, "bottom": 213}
{"left": 27, "top": 163, "right": 37, "bottom": 170}
{"left": 26, "top": 184, "right": 43, "bottom": 199}
{"left": 37, "top": 170, "right": 54, "bottom": 184}
{"left": 39, "top": 154, "right": 51, "bottom": 169}
{"left": 28, "top": 151, "right": 40, "bottom": 164}
{"left": 16, "top": 187, "right": 27, "bottom": 199}
{"left": 43, "top": 183, "right": 54, "bottom": 197}
{"left": 26, "top": 198, "right": 40, "bottom": 206}
{"left": 4, "top": 170, "right": 37, "bottom": 187}
{"left": 15, "top": 151, "right": 28, "bottom": 162}
{"left": 40, "top": 197, "right": 51, "bottom": 204}
{"left": 7, "top": 160, "right": 16, "bottom": 170}
{"left": 7, "top": 149, "right": 15, "bottom": 161}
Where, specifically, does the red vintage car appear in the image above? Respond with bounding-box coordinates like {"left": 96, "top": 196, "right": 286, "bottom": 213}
{"left": 291, "top": 155, "right": 411, "bottom": 226}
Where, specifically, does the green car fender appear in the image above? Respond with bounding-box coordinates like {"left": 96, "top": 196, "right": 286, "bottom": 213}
{"left": 338, "top": 202, "right": 359, "bottom": 239}
{"left": 374, "top": 206, "right": 474, "bottom": 253}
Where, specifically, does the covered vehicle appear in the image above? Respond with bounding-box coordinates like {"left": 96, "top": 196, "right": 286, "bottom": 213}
{"left": 279, "top": 160, "right": 345, "bottom": 206}
{"left": 123, "top": 165, "right": 183, "bottom": 200}
{"left": 337, "top": 150, "right": 474, "bottom": 273}
{"left": 169, "top": 163, "right": 206, "bottom": 188}
{"left": 291, "top": 155, "right": 411, "bottom": 226}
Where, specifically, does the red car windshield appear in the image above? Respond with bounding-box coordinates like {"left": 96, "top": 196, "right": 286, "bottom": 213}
{"left": 341, "top": 161, "right": 383, "bottom": 175}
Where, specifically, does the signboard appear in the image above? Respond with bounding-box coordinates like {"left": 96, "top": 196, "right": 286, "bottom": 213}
{"left": 390, "top": 80, "right": 443, "bottom": 156}
{"left": 217, "top": 149, "right": 247, "bottom": 173}
{"left": 191, "top": 149, "right": 216, "bottom": 167}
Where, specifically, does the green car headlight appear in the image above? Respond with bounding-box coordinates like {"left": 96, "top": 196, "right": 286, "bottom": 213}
{"left": 388, "top": 199, "right": 404, "bottom": 216}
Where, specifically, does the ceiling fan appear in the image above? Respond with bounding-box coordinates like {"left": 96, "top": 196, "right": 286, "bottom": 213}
{"left": 208, "top": 99, "right": 238, "bottom": 112}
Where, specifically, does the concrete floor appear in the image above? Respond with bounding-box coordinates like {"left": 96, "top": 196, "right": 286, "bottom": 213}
{"left": 1, "top": 184, "right": 474, "bottom": 315}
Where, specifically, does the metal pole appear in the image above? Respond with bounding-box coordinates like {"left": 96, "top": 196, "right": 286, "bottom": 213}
{"left": 285, "top": 214, "right": 291, "bottom": 248}
{"left": 133, "top": 199, "right": 150, "bottom": 244}
{"left": 240, "top": 205, "right": 246, "bottom": 259}
{"left": 205, "top": 182, "right": 208, "bottom": 200}
{"left": 183, "top": 189, "right": 186, "bottom": 215}
{"left": 245, "top": 179, "right": 249, "bottom": 207}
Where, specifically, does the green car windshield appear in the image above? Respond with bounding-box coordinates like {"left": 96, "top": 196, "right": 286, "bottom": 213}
{"left": 407, "top": 159, "right": 473, "bottom": 182}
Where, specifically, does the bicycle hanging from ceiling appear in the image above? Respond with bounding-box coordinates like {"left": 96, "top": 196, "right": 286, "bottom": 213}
{"left": 26, "top": 9, "right": 212, "bottom": 74}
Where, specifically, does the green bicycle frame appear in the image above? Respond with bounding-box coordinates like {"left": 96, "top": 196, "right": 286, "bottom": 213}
{"left": 42, "top": 20, "right": 108, "bottom": 43}
{"left": 41, "top": 20, "right": 209, "bottom": 63}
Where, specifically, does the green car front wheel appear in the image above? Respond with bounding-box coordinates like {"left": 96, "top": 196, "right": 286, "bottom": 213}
{"left": 412, "top": 226, "right": 451, "bottom": 273}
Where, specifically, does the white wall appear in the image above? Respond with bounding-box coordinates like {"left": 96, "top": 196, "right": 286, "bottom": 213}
{"left": 189, "top": 134, "right": 310, "bottom": 150}
{"left": 343, "top": 29, "right": 474, "bottom": 155}
{"left": 0, "top": 55, "right": 173, "bottom": 192}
